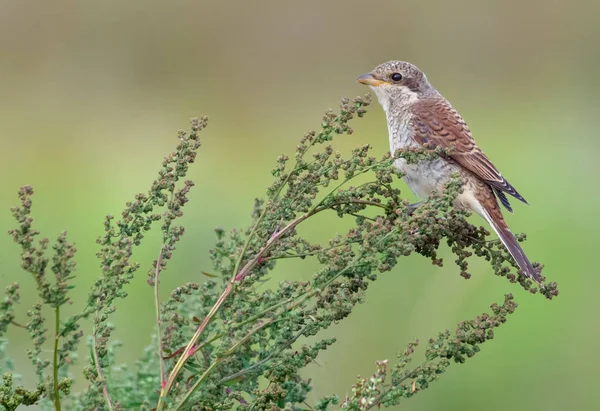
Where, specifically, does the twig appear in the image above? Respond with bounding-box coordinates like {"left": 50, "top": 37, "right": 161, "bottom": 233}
{"left": 53, "top": 306, "right": 61, "bottom": 411}
{"left": 154, "top": 246, "right": 166, "bottom": 386}
{"left": 347, "top": 212, "right": 377, "bottom": 222}
{"left": 157, "top": 282, "right": 234, "bottom": 410}
{"left": 363, "top": 365, "right": 423, "bottom": 411}
{"left": 174, "top": 319, "right": 274, "bottom": 410}
{"left": 264, "top": 240, "right": 359, "bottom": 262}
{"left": 10, "top": 320, "right": 27, "bottom": 329}
{"left": 92, "top": 320, "right": 115, "bottom": 411}
{"left": 216, "top": 324, "right": 309, "bottom": 386}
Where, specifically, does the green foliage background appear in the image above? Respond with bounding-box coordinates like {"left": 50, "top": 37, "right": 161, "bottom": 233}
{"left": 0, "top": 1, "right": 597, "bottom": 409}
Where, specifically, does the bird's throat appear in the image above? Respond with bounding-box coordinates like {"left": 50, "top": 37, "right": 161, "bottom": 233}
{"left": 369, "top": 86, "right": 392, "bottom": 113}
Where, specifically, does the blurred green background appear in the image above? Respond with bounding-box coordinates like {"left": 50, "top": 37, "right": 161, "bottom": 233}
{"left": 1, "top": 1, "right": 598, "bottom": 409}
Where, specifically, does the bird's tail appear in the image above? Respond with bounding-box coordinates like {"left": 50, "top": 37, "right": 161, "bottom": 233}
{"left": 481, "top": 201, "right": 543, "bottom": 284}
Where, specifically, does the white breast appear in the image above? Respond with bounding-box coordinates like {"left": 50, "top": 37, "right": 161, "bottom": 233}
{"left": 375, "top": 89, "right": 456, "bottom": 200}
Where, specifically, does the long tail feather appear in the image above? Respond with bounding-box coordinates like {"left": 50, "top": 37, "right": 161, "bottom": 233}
{"left": 481, "top": 205, "right": 542, "bottom": 284}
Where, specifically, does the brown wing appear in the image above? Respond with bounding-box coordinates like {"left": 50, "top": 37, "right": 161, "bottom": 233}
{"left": 410, "top": 97, "right": 527, "bottom": 211}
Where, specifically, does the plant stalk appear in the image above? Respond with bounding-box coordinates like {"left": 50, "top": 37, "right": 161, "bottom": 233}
{"left": 53, "top": 306, "right": 61, "bottom": 411}
{"left": 154, "top": 246, "right": 166, "bottom": 386}
{"left": 174, "top": 319, "right": 274, "bottom": 410}
{"left": 92, "top": 319, "right": 115, "bottom": 411}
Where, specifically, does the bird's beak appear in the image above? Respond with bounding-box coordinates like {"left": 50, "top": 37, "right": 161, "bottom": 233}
{"left": 357, "top": 73, "right": 388, "bottom": 87}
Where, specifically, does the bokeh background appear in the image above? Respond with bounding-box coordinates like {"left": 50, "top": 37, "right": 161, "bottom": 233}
{"left": 1, "top": 1, "right": 599, "bottom": 410}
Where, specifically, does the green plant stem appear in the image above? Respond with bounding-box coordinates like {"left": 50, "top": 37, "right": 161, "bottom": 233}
{"left": 230, "top": 160, "right": 296, "bottom": 279}
{"left": 215, "top": 324, "right": 309, "bottom": 386}
{"left": 11, "top": 320, "right": 27, "bottom": 329}
{"left": 264, "top": 239, "right": 362, "bottom": 262}
{"left": 53, "top": 306, "right": 61, "bottom": 411}
{"left": 174, "top": 319, "right": 274, "bottom": 410}
{"left": 363, "top": 365, "right": 424, "bottom": 411}
{"left": 157, "top": 281, "right": 234, "bottom": 410}
{"left": 154, "top": 246, "right": 166, "bottom": 385}
{"left": 307, "top": 167, "right": 376, "bottom": 214}
{"left": 92, "top": 318, "right": 114, "bottom": 411}
{"left": 163, "top": 297, "right": 294, "bottom": 359}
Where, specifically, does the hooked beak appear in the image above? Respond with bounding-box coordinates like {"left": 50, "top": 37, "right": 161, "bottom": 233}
{"left": 357, "top": 73, "right": 388, "bottom": 87}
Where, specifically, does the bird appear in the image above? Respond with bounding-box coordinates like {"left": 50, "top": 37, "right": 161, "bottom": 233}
{"left": 357, "top": 60, "right": 542, "bottom": 284}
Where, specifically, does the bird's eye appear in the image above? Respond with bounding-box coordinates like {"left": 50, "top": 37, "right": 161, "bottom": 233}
{"left": 391, "top": 73, "right": 403, "bottom": 82}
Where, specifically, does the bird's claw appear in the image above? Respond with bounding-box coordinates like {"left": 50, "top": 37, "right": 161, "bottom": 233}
{"left": 406, "top": 201, "right": 422, "bottom": 215}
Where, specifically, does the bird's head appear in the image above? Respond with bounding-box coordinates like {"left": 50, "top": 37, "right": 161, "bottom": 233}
{"left": 357, "top": 61, "right": 431, "bottom": 111}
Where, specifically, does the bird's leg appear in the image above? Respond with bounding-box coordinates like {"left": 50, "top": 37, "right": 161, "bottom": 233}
{"left": 406, "top": 201, "right": 422, "bottom": 215}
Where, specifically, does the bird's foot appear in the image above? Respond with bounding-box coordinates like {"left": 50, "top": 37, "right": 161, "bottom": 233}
{"left": 406, "top": 201, "right": 422, "bottom": 215}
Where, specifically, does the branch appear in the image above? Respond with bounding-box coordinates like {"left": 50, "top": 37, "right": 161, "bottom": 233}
{"left": 174, "top": 319, "right": 275, "bottom": 410}
{"left": 92, "top": 321, "right": 114, "bottom": 411}
{"left": 154, "top": 246, "right": 167, "bottom": 386}
{"left": 52, "top": 307, "right": 61, "bottom": 411}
